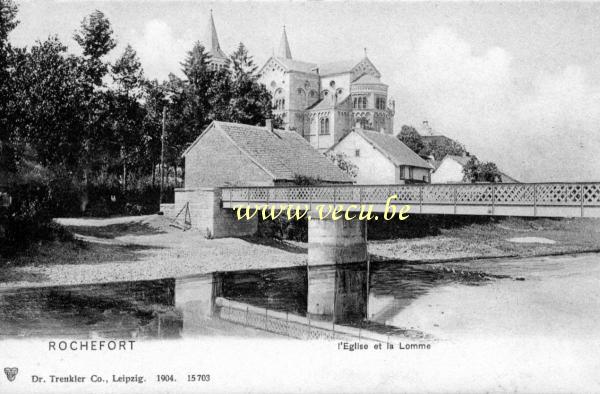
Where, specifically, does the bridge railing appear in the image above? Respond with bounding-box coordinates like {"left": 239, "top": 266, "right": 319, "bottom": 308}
{"left": 222, "top": 183, "right": 600, "bottom": 208}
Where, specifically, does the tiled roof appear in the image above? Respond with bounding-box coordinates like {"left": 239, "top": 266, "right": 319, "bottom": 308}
{"left": 443, "top": 155, "right": 519, "bottom": 182}
{"left": 353, "top": 74, "right": 382, "bottom": 84}
{"left": 275, "top": 57, "right": 317, "bottom": 74}
{"left": 306, "top": 96, "right": 350, "bottom": 111}
{"left": 356, "top": 129, "right": 432, "bottom": 169}
{"left": 445, "top": 155, "right": 471, "bottom": 166}
{"left": 318, "top": 59, "right": 359, "bottom": 76}
{"left": 187, "top": 121, "right": 352, "bottom": 183}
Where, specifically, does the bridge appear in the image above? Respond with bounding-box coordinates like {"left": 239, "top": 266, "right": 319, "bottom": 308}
{"left": 164, "top": 182, "right": 600, "bottom": 268}
{"left": 222, "top": 182, "right": 600, "bottom": 218}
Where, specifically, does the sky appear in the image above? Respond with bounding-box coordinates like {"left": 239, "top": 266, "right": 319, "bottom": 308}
{"left": 9, "top": 1, "right": 600, "bottom": 182}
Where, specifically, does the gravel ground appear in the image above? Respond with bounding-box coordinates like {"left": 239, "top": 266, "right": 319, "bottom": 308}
{"left": 1, "top": 215, "right": 598, "bottom": 289}
{"left": 0, "top": 216, "right": 307, "bottom": 289}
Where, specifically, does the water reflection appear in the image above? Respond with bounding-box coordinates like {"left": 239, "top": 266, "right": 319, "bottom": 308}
{"left": 0, "top": 261, "right": 491, "bottom": 339}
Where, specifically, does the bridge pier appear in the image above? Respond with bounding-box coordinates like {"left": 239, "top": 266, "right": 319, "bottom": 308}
{"left": 307, "top": 264, "right": 368, "bottom": 323}
{"left": 307, "top": 218, "right": 368, "bottom": 266}
{"left": 175, "top": 273, "right": 222, "bottom": 334}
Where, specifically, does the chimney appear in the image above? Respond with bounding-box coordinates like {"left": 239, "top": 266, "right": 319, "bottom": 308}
{"left": 422, "top": 120, "right": 433, "bottom": 135}
{"left": 265, "top": 119, "right": 273, "bottom": 132}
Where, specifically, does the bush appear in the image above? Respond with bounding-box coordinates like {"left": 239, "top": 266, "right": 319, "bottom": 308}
{"left": 0, "top": 181, "right": 73, "bottom": 256}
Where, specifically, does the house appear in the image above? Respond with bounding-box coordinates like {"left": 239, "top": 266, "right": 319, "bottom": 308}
{"left": 431, "top": 155, "right": 519, "bottom": 183}
{"left": 182, "top": 120, "right": 352, "bottom": 188}
{"left": 327, "top": 127, "right": 432, "bottom": 184}
{"left": 162, "top": 120, "right": 351, "bottom": 236}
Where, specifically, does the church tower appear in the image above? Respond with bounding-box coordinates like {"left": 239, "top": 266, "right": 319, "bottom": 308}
{"left": 278, "top": 26, "right": 292, "bottom": 59}
{"left": 206, "top": 10, "right": 228, "bottom": 70}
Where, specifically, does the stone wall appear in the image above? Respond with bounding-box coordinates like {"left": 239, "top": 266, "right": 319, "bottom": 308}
{"left": 162, "top": 188, "right": 257, "bottom": 238}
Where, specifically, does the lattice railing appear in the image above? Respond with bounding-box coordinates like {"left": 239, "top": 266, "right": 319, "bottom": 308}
{"left": 222, "top": 183, "right": 600, "bottom": 208}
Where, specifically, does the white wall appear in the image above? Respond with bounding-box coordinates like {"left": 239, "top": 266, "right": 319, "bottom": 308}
{"left": 330, "top": 132, "right": 396, "bottom": 184}
{"left": 431, "top": 158, "right": 465, "bottom": 183}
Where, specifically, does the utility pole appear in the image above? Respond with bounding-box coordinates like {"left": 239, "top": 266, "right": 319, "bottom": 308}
{"left": 160, "top": 105, "right": 167, "bottom": 207}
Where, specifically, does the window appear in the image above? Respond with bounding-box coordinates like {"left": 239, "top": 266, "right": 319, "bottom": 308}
{"left": 297, "top": 88, "right": 305, "bottom": 95}
{"left": 355, "top": 149, "right": 360, "bottom": 157}
{"left": 399, "top": 166, "right": 404, "bottom": 180}
{"left": 408, "top": 167, "right": 413, "bottom": 179}
{"left": 320, "top": 117, "right": 330, "bottom": 135}
{"left": 353, "top": 96, "right": 367, "bottom": 109}
{"left": 329, "top": 80, "right": 336, "bottom": 88}
{"left": 274, "top": 98, "right": 286, "bottom": 111}
{"left": 309, "top": 90, "right": 316, "bottom": 98}
{"left": 376, "top": 97, "right": 386, "bottom": 110}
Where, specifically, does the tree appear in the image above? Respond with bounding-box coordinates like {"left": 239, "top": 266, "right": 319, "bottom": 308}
{"left": 10, "top": 37, "right": 88, "bottom": 171}
{"left": 222, "top": 43, "right": 273, "bottom": 125}
{"left": 327, "top": 152, "right": 358, "bottom": 178}
{"left": 462, "top": 156, "right": 502, "bottom": 183}
{"left": 0, "top": 0, "right": 19, "bottom": 172}
{"left": 73, "top": 10, "right": 116, "bottom": 86}
{"left": 397, "top": 125, "right": 425, "bottom": 154}
{"left": 422, "top": 138, "right": 467, "bottom": 161}
{"left": 111, "top": 44, "right": 146, "bottom": 189}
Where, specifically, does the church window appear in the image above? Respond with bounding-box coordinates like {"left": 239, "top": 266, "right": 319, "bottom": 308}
{"left": 322, "top": 90, "right": 329, "bottom": 97}
{"left": 329, "top": 80, "right": 336, "bottom": 88}
{"left": 336, "top": 88, "right": 343, "bottom": 96}
{"left": 309, "top": 90, "right": 316, "bottom": 98}
{"left": 320, "top": 117, "right": 330, "bottom": 135}
{"left": 354, "top": 96, "right": 367, "bottom": 109}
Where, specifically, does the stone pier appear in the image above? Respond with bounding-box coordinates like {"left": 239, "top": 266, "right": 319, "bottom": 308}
{"left": 307, "top": 218, "right": 368, "bottom": 266}
{"left": 175, "top": 273, "right": 223, "bottom": 334}
{"left": 307, "top": 264, "right": 368, "bottom": 323}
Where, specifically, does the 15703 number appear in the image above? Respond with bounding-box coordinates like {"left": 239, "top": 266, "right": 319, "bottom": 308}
{"left": 187, "top": 374, "right": 210, "bottom": 382}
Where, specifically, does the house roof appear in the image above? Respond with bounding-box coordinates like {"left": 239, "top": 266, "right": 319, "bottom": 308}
{"left": 445, "top": 155, "right": 470, "bottom": 166}
{"left": 441, "top": 155, "right": 519, "bottom": 182}
{"left": 330, "top": 129, "right": 432, "bottom": 169}
{"left": 183, "top": 121, "right": 352, "bottom": 183}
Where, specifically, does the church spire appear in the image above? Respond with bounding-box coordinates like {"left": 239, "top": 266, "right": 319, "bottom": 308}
{"left": 278, "top": 25, "right": 292, "bottom": 59}
{"left": 207, "top": 10, "right": 226, "bottom": 59}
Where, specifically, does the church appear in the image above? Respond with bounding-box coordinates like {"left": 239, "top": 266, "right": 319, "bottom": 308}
{"left": 205, "top": 13, "right": 396, "bottom": 152}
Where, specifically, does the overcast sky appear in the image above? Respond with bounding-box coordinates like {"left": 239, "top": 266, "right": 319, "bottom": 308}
{"left": 10, "top": 1, "right": 600, "bottom": 182}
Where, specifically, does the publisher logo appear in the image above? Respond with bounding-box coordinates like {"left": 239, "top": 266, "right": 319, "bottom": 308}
{"left": 4, "top": 367, "right": 18, "bottom": 382}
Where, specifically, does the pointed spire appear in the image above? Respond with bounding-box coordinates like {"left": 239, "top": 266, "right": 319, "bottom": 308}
{"left": 207, "top": 9, "right": 226, "bottom": 59}
{"left": 278, "top": 25, "right": 292, "bottom": 59}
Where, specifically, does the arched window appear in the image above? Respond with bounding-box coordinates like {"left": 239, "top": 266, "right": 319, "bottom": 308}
{"left": 309, "top": 90, "right": 316, "bottom": 98}
{"left": 319, "top": 117, "right": 330, "bottom": 135}
{"left": 322, "top": 90, "right": 329, "bottom": 97}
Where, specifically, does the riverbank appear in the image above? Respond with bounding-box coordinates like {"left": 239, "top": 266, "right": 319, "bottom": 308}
{"left": 0, "top": 215, "right": 598, "bottom": 289}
